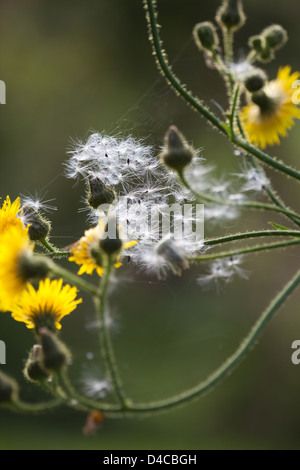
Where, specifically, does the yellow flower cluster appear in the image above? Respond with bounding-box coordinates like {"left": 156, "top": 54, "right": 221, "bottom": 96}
{"left": 0, "top": 196, "right": 81, "bottom": 331}
{"left": 241, "top": 66, "right": 300, "bottom": 148}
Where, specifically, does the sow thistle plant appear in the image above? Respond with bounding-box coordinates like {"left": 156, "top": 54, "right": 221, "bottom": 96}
{"left": 1, "top": 0, "right": 300, "bottom": 434}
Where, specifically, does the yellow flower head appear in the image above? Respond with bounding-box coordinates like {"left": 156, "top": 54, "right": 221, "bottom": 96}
{"left": 11, "top": 278, "right": 82, "bottom": 331}
{"left": 0, "top": 224, "right": 34, "bottom": 311}
{"left": 241, "top": 66, "right": 300, "bottom": 148}
{"left": 0, "top": 196, "right": 23, "bottom": 234}
{"left": 68, "top": 218, "right": 136, "bottom": 276}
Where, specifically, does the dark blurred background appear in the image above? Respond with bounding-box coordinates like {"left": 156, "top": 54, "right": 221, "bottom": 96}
{"left": 0, "top": 0, "right": 300, "bottom": 450}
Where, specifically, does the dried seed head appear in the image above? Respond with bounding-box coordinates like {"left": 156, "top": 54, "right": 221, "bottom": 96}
{"left": 160, "top": 126, "right": 194, "bottom": 172}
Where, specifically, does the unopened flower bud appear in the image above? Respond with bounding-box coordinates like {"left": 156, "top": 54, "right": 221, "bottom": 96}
{"left": 243, "top": 69, "right": 267, "bottom": 93}
{"left": 0, "top": 371, "right": 18, "bottom": 404}
{"left": 156, "top": 237, "right": 189, "bottom": 278}
{"left": 160, "top": 126, "right": 194, "bottom": 172}
{"left": 248, "top": 35, "right": 263, "bottom": 53}
{"left": 39, "top": 328, "right": 71, "bottom": 371}
{"left": 262, "top": 24, "right": 288, "bottom": 50}
{"left": 23, "top": 344, "right": 49, "bottom": 383}
{"left": 193, "top": 22, "right": 219, "bottom": 53}
{"left": 87, "top": 173, "right": 115, "bottom": 209}
{"left": 216, "top": 0, "right": 246, "bottom": 31}
{"left": 22, "top": 205, "right": 51, "bottom": 241}
{"left": 100, "top": 218, "right": 123, "bottom": 256}
{"left": 251, "top": 90, "right": 275, "bottom": 114}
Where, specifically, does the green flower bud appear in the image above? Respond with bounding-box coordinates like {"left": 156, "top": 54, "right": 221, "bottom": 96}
{"left": 263, "top": 24, "right": 288, "bottom": 50}
{"left": 248, "top": 35, "right": 263, "bottom": 53}
{"left": 251, "top": 90, "right": 275, "bottom": 114}
{"left": 193, "top": 21, "right": 219, "bottom": 53}
{"left": 0, "top": 371, "right": 18, "bottom": 404}
{"left": 248, "top": 35, "right": 274, "bottom": 63}
{"left": 243, "top": 68, "right": 267, "bottom": 93}
{"left": 87, "top": 173, "right": 115, "bottom": 209}
{"left": 39, "top": 328, "right": 71, "bottom": 371}
{"left": 100, "top": 218, "right": 123, "bottom": 256}
{"left": 23, "top": 344, "right": 50, "bottom": 383}
{"left": 22, "top": 205, "right": 51, "bottom": 241}
{"left": 160, "top": 126, "right": 194, "bottom": 172}
{"left": 216, "top": 0, "right": 246, "bottom": 31}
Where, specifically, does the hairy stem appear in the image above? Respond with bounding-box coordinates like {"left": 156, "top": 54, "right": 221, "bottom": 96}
{"left": 126, "top": 267, "right": 300, "bottom": 414}
{"left": 95, "top": 256, "right": 130, "bottom": 408}
{"left": 144, "top": 0, "right": 300, "bottom": 182}
{"left": 193, "top": 238, "right": 300, "bottom": 262}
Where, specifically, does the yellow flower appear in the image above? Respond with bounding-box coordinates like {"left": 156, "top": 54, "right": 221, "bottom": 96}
{"left": 0, "top": 195, "right": 23, "bottom": 234}
{"left": 240, "top": 66, "right": 300, "bottom": 148}
{"left": 11, "top": 278, "right": 82, "bottom": 331}
{"left": 68, "top": 218, "right": 136, "bottom": 276}
{"left": 0, "top": 224, "right": 34, "bottom": 311}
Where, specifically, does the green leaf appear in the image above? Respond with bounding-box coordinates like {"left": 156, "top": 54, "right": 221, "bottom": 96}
{"left": 269, "top": 222, "right": 290, "bottom": 231}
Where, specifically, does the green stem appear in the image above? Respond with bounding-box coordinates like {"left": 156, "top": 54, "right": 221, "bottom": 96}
{"left": 95, "top": 256, "right": 130, "bottom": 408}
{"left": 56, "top": 368, "right": 121, "bottom": 413}
{"left": 11, "top": 398, "right": 63, "bottom": 413}
{"left": 205, "top": 230, "right": 300, "bottom": 246}
{"left": 39, "top": 238, "right": 70, "bottom": 258}
{"left": 236, "top": 116, "right": 300, "bottom": 227}
{"left": 49, "top": 262, "right": 98, "bottom": 296}
{"left": 232, "top": 135, "right": 300, "bottom": 182}
{"left": 193, "top": 238, "right": 300, "bottom": 262}
{"left": 144, "top": 0, "right": 300, "bottom": 182}
{"left": 126, "top": 267, "right": 300, "bottom": 414}
{"left": 143, "top": 0, "right": 227, "bottom": 136}
{"left": 178, "top": 171, "right": 300, "bottom": 220}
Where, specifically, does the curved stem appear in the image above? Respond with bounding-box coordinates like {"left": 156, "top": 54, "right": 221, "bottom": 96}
{"left": 11, "top": 398, "right": 63, "bottom": 413}
{"left": 126, "top": 267, "right": 300, "bottom": 414}
{"left": 236, "top": 117, "right": 300, "bottom": 228}
{"left": 95, "top": 256, "right": 130, "bottom": 409}
{"left": 232, "top": 135, "right": 300, "bottom": 182}
{"left": 143, "top": 0, "right": 227, "bottom": 136}
{"left": 39, "top": 238, "right": 70, "bottom": 258}
{"left": 193, "top": 238, "right": 300, "bottom": 262}
{"left": 49, "top": 262, "right": 98, "bottom": 296}
{"left": 205, "top": 230, "right": 300, "bottom": 246}
{"left": 144, "top": 0, "right": 300, "bottom": 182}
{"left": 56, "top": 368, "right": 121, "bottom": 413}
{"left": 178, "top": 171, "right": 300, "bottom": 221}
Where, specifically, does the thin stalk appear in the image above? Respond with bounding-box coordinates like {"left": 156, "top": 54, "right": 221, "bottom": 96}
{"left": 11, "top": 398, "right": 63, "bottom": 413}
{"left": 178, "top": 171, "right": 300, "bottom": 221}
{"left": 49, "top": 262, "right": 98, "bottom": 296}
{"left": 205, "top": 230, "right": 300, "bottom": 246}
{"left": 39, "top": 238, "right": 70, "bottom": 258}
{"left": 95, "top": 256, "right": 130, "bottom": 409}
{"left": 126, "top": 267, "right": 300, "bottom": 414}
{"left": 56, "top": 368, "right": 121, "bottom": 413}
{"left": 236, "top": 117, "right": 300, "bottom": 228}
{"left": 192, "top": 238, "right": 300, "bottom": 262}
{"left": 143, "top": 0, "right": 227, "bottom": 136}
{"left": 144, "top": 0, "right": 300, "bottom": 182}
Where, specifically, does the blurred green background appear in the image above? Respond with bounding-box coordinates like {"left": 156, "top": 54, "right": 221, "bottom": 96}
{"left": 0, "top": 0, "right": 300, "bottom": 450}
